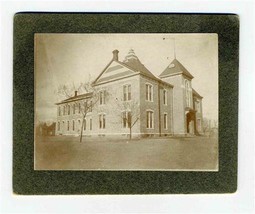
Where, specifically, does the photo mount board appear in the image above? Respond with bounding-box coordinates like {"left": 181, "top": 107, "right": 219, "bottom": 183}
{"left": 13, "top": 13, "right": 239, "bottom": 194}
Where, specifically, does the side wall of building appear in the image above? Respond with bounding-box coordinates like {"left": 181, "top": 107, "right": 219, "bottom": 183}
{"left": 91, "top": 75, "right": 141, "bottom": 137}
{"left": 139, "top": 76, "right": 173, "bottom": 136}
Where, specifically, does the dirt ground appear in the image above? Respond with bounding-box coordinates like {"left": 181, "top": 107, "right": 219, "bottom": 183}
{"left": 34, "top": 135, "right": 218, "bottom": 171}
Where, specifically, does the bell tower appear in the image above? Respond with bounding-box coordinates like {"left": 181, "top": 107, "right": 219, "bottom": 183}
{"left": 159, "top": 59, "right": 194, "bottom": 136}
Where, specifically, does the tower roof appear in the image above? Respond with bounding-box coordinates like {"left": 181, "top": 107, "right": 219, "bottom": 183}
{"left": 122, "top": 49, "right": 157, "bottom": 79}
{"left": 159, "top": 58, "right": 194, "bottom": 79}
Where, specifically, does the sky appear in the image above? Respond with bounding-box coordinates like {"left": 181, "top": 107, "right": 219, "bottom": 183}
{"left": 35, "top": 33, "right": 218, "bottom": 123}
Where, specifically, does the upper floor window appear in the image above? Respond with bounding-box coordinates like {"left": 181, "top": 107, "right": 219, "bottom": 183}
{"left": 58, "top": 107, "right": 61, "bottom": 116}
{"left": 89, "top": 100, "right": 92, "bottom": 112}
{"left": 99, "top": 91, "right": 106, "bottom": 105}
{"left": 99, "top": 114, "right": 106, "bottom": 129}
{"left": 78, "top": 103, "right": 81, "bottom": 114}
{"left": 163, "top": 113, "right": 168, "bottom": 129}
{"left": 63, "top": 106, "right": 66, "bottom": 115}
{"left": 67, "top": 105, "right": 70, "bottom": 115}
{"left": 62, "top": 121, "right": 65, "bottom": 131}
{"left": 122, "top": 111, "right": 131, "bottom": 128}
{"left": 146, "top": 84, "right": 153, "bottom": 101}
{"left": 163, "top": 90, "right": 167, "bottom": 105}
{"left": 123, "top": 85, "right": 131, "bottom": 101}
{"left": 84, "top": 101, "right": 92, "bottom": 113}
{"left": 185, "top": 80, "right": 191, "bottom": 107}
{"left": 73, "top": 104, "right": 76, "bottom": 114}
{"left": 196, "top": 101, "right": 201, "bottom": 113}
{"left": 146, "top": 110, "right": 154, "bottom": 129}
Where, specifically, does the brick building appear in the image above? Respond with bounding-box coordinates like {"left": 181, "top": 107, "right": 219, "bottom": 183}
{"left": 55, "top": 49, "right": 203, "bottom": 137}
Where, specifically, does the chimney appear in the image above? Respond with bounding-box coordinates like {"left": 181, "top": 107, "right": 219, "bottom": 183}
{"left": 112, "top": 49, "right": 119, "bottom": 61}
{"left": 74, "top": 91, "right": 78, "bottom": 97}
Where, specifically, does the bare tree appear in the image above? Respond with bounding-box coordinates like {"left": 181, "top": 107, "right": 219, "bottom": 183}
{"left": 56, "top": 81, "right": 100, "bottom": 143}
{"left": 114, "top": 99, "right": 140, "bottom": 140}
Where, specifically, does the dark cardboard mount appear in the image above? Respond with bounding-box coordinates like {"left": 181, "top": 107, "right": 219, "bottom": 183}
{"left": 13, "top": 13, "right": 239, "bottom": 195}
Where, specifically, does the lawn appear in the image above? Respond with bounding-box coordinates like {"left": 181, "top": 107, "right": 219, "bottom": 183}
{"left": 35, "top": 135, "right": 218, "bottom": 171}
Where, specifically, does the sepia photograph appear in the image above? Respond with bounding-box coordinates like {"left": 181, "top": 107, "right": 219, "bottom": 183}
{"left": 34, "top": 33, "right": 218, "bottom": 171}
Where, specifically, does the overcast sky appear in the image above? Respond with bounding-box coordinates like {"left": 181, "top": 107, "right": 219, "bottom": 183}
{"left": 35, "top": 33, "right": 218, "bottom": 123}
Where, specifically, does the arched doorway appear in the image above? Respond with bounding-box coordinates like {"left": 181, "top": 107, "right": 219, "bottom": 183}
{"left": 186, "top": 111, "right": 196, "bottom": 135}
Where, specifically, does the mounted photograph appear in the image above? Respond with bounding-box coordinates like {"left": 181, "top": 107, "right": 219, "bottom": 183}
{"left": 34, "top": 33, "right": 218, "bottom": 171}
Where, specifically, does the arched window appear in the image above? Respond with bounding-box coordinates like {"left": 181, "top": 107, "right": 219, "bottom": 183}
{"left": 57, "top": 122, "right": 60, "bottom": 131}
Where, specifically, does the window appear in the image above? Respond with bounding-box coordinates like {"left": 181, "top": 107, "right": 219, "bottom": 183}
{"left": 146, "top": 111, "right": 154, "bottom": 129}
{"left": 89, "top": 101, "right": 92, "bottom": 112}
{"left": 73, "top": 104, "right": 76, "bottom": 114}
{"left": 68, "top": 105, "right": 70, "bottom": 115}
{"left": 185, "top": 80, "right": 191, "bottom": 107}
{"left": 58, "top": 107, "right": 61, "bottom": 116}
{"left": 67, "top": 121, "right": 70, "bottom": 131}
{"left": 123, "top": 85, "right": 131, "bottom": 101}
{"left": 84, "top": 102, "right": 88, "bottom": 112}
{"left": 83, "top": 119, "right": 86, "bottom": 130}
{"left": 57, "top": 122, "right": 60, "bottom": 131}
{"left": 62, "top": 121, "right": 65, "bottom": 131}
{"left": 99, "top": 91, "right": 105, "bottom": 105}
{"left": 63, "top": 106, "right": 66, "bottom": 115}
{"left": 99, "top": 114, "right": 106, "bottom": 129}
{"left": 78, "top": 103, "right": 81, "bottom": 114}
{"left": 83, "top": 101, "right": 92, "bottom": 113}
{"left": 122, "top": 111, "right": 131, "bottom": 128}
{"left": 196, "top": 101, "right": 201, "bottom": 113}
{"left": 163, "top": 90, "right": 167, "bottom": 105}
{"left": 90, "top": 118, "right": 92, "bottom": 130}
{"left": 163, "top": 113, "right": 167, "bottom": 129}
{"left": 72, "top": 120, "right": 75, "bottom": 131}
{"left": 146, "top": 84, "right": 153, "bottom": 101}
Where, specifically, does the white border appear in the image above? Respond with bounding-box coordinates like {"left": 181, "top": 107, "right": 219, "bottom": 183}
{"left": 0, "top": 0, "right": 254, "bottom": 213}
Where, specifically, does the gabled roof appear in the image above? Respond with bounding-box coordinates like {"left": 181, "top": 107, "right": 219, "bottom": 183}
{"left": 159, "top": 59, "right": 194, "bottom": 79}
{"left": 92, "top": 49, "right": 173, "bottom": 88}
{"left": 192, "top": 88, "right": 203, "bottom": 99}
{"left": 56, "top": 92, "right": 93, "bottom": 105}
